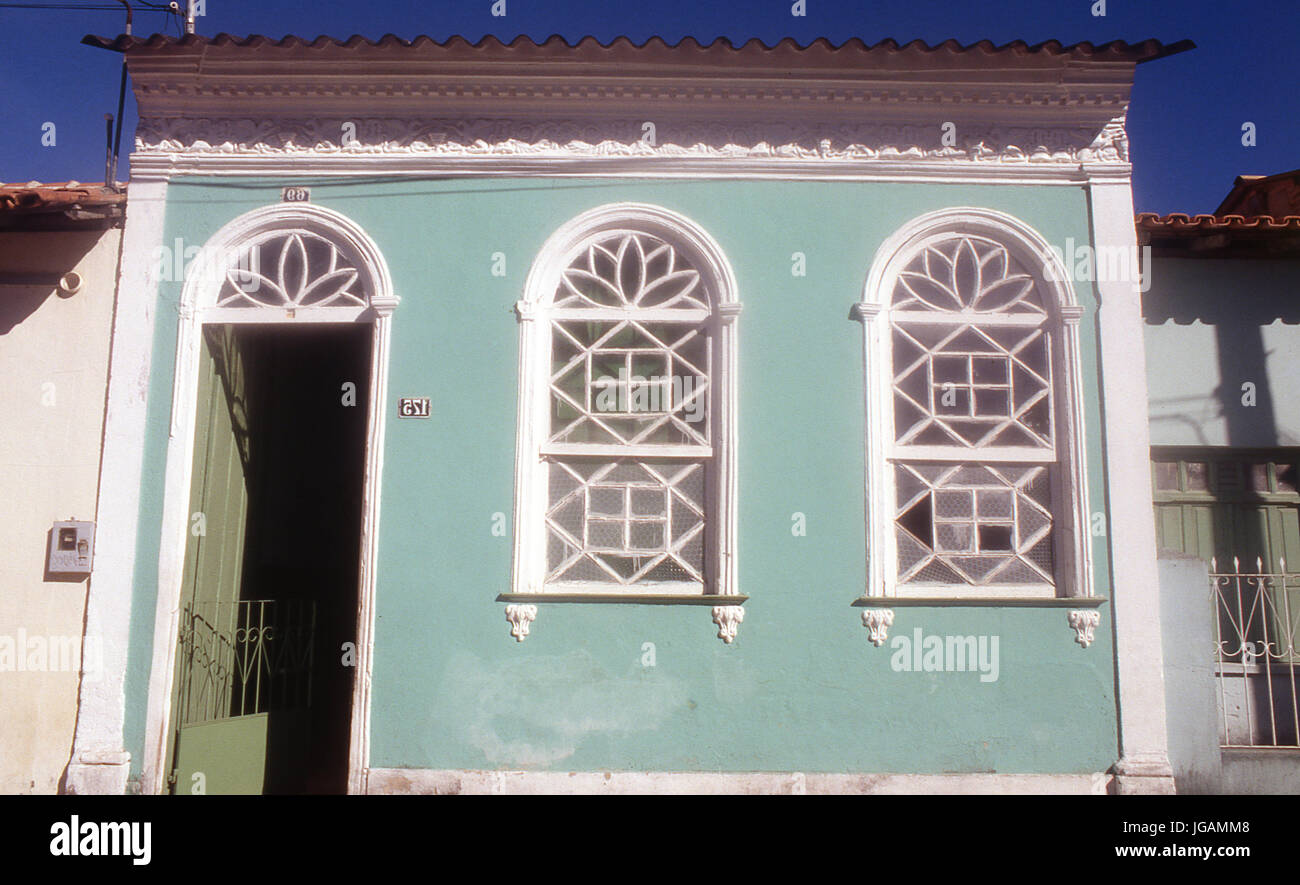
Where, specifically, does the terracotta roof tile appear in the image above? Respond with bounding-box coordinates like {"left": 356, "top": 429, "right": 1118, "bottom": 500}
{"left": 0, "top": 182, "right": 125, "bottom": 214}
{"left": 1136, "top": 212, "right": 1300, "bottom": 232}
{"left": 81, "top": 32, "right": 1194, "bottom": 63}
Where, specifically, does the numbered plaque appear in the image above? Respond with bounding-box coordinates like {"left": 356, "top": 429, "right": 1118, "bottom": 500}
{"left": 397, "top": 397, "right": 431, "bottom": 418}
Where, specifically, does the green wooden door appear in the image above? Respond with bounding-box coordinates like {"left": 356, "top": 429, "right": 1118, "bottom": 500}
{"left": 1152, "top": 454, "right": 1300, "bottom": 573}
{"left": 167, "top": 326, "right": 268, "bottom": 795}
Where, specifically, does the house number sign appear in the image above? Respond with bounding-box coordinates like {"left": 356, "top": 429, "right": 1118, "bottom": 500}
{"left": 281, "top": 186, "right": 311, "bottom": 203}
{"left": 397, "top": 397, "right": 431, "bottom": 418}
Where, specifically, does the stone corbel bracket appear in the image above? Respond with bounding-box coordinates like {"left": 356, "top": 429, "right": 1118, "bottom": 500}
{"left": 505, "top": 604, "right": 537, "bottom": 642}
{"left": 852, "top": 596, "right": 1107, "bottom": 648}
{"left": 498, "top": 595, "right": 750, "bottom": 643}
{"left": 712, "top": 605, "right": 745, "bottom": 644}
{"left": 1068, "top": 609, "right": 1101, "bottom": 648}
{"left": 861, "top": 609, "right": 895, "bottom": 647}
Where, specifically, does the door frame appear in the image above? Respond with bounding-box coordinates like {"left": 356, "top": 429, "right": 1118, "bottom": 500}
{"left": 140, "top": 202, "right": 398, "bottom": 795}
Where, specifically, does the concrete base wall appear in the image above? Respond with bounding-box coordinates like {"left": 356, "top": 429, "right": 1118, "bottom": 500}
{"left": 1219, "top": 750, "right": 1300, "bottom": 793}
{"left": 1158, "top": 553, "right": 1224, "bottom": 793}
{"left": 366, "top": 768, "right": 1111, "bottom": 795}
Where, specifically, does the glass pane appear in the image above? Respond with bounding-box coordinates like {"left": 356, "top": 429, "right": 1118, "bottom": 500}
{"left": 1276, "top": 462, "right": 1297, "bottom": 494}
{"left": 554, "top": 232, "right": 708, "bottom": 311}
{"left": 891, "top": 235, "right": 1045, "bottom": 316}
{"left": 1153, "top": 461, "right": 1179, "bottom": 492}
{"left": 216, "top": 230, "right": 369, "bottom": 309}
{"left": 1186, "top": 462, "right": 1209, "bottom": 491}
{"left": 1250, "top": 463, "right": 1271, "bottom": 493}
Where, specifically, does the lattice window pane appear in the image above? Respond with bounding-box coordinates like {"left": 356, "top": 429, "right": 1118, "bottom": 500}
{"left": 216, "top": 230, "right": 368, "bottom": 309}
{"left": 894, "top": 462, "right": 1055, "bottom": 586}
{"left": 893, "top": 321, "right": 1052, "bottom": 449}
{"left": 546, "top": 459, "right": 706, "bottom": 587}
{"left": 549, "top": 318, "right": 710, "bottom": 446}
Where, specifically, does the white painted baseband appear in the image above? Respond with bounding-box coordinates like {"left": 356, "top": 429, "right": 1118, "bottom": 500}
{"left": 366, "top": 768, "right": 1111, "bottom": 795}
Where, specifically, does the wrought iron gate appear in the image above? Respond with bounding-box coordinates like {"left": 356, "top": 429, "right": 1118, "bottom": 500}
{"left": 1211, "top": 557, "right": 1300, "bottom": 748}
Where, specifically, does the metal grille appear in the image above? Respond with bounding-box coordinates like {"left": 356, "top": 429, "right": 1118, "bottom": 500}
{"left": 1211, "top": 558, "right": 1300, "bottom": 748}
{"left": 176, "top": 599, "right": 316, "bottom": 726}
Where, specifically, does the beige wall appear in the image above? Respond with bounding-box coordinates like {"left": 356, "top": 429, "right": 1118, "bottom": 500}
{"left": 0, "top": 227, "right": 120, "bottom": 793}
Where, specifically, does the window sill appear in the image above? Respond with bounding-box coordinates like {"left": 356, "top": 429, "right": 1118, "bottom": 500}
{"left": 851, "top": 595, "right": 1107, "bottom": 608}
{"left": 498, "top": 593, "right": 747, "bottom": 606}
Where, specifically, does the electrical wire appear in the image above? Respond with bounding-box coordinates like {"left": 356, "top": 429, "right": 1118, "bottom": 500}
{"left": 0, "top": 3, "right": 134, "bottom": 8}
{"left": 0, "top": 0, "right": 181, "bottom": 13}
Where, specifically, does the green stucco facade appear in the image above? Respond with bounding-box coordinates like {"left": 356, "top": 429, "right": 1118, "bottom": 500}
{"left": 124, "top": 176, "right": 1119, "bottom": 780}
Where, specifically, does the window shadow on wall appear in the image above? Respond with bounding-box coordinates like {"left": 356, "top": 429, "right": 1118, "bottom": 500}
{"left": 1143, "top": 282, "right": 1300, "bottom": 448}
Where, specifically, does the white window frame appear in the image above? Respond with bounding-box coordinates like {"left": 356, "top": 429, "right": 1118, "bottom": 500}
{"left": 856, "top": 208, "right": 1092, "bottom": 600}
{"left": 140, "top": 202, "right": 398, "bottom": 795}
{"left": 511, "top": 203, "right": 741, "bottom": 603}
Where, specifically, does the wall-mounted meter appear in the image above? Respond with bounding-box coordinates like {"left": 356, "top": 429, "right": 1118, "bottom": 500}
{"left": 49, "top": 520, "right": 95, "bottom": 576}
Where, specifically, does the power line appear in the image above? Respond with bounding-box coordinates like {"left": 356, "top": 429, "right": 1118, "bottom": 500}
{"left": 0, "top": 1, "right": 180, "bottom": 12}
{"left": 0, "top": 3, "right": 134, "bottom": 9}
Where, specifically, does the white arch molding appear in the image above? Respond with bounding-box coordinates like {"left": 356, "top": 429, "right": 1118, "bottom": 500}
{"left": 853, "top": 207, "right": 1094, "bottom": 612}
{"left": 508, "top": 203, "right": 743, "bottom": 642}
{"left": 141, "top": 202, "right": 398, "bottom": 795}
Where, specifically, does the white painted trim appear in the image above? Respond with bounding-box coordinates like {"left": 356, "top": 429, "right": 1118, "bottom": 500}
{"left": 1089, "top": 178, "right": 1175, "bottom": 792}
{"left": 856, "top": 208, "right": 1094, "bottom": 601}
{"left": 366, "top": 767, "right": 1112, "bottom": 795}
{"left": 510, "top": 204, "right": 741, "bottom": 637}
{"left": 64, "top": 180, "right": 169, "bottom": 795}
{"left": 139, "top": 202, "right": 398, "bottom": 796}
{"left": 129, "top": 153, "right": 1121, "bottom": 186}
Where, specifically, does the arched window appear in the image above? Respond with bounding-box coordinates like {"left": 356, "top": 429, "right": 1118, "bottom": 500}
{"left": 858, "top": 209, "right": 1091, "bottom": 599}
{"left": 508, "top": 204, "right": 741, "bottom": 640}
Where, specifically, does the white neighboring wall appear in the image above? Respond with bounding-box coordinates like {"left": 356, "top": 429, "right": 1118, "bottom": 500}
{"left": 0, "top": 227, "right": 120, "bottom": 793}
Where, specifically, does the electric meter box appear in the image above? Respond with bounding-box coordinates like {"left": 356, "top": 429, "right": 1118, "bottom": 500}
{"left": 49, "top": 520, "right": 95, "bottom": 576}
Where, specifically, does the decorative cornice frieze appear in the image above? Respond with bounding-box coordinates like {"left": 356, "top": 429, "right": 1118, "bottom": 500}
{"left": 132, "top": 81, "right": 1135, "bottom": 111}
{"left": 134, "top": 116, "right": 1131, "bottom": 166}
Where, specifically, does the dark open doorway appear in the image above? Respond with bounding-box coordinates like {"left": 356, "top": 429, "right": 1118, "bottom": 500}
{"left": 168, "top": 322, "right": 372, "bottom": 795}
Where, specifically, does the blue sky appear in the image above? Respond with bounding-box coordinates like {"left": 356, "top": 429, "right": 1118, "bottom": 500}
{"left": 0, "top": 0, "right": 1295, "bottom": 213}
